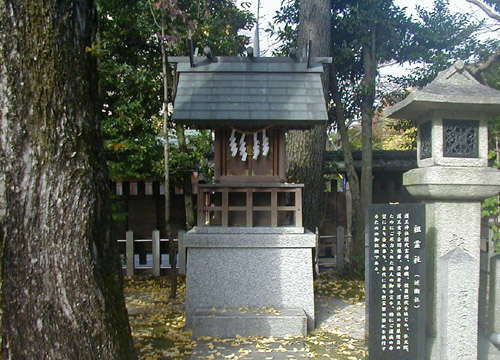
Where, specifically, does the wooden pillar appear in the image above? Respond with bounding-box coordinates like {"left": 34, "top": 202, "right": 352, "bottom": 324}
{"left": 271, "top": 188, "right": 278, "bottom": 227}
{"left": 336, "top": 226, "right": 345, "bottom": 272}
{"left": 246, "top": 189, "right": 253, "bottom": 227}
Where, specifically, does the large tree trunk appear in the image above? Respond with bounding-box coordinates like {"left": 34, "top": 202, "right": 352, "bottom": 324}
{"left": 0, "top": 1, "right": 135, "bottom": 359}
{"left": 286, "top": 0, "right": 331, "bottom": 231}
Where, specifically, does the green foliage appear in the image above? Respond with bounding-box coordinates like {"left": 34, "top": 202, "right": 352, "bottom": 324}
{"left": 169, "top": 130, "right": 214, "bottom": 189}
{"left": 110, "top": 195, "right": 128, "bottom": 223}
{"left": 269, "top": 0, "right": 418, "bottom": 130}
{"left": 481, "top": 0, "right": 500, "bottom": 13}
{"left": 388, "top": 0, "right": 486, "bottom": 88}
{"left": 181, "top": 1, "right": 254, "bottom": 55}
{"left": 98, "top": 0, "right": 165, "bottom": 180}
{"left": 266, "top": 0, "right": 300, "bottom": 56}
{"left": 97, "top": 0, "right": 253, "bottom": 181}
{"left": 382, "top": 0, "right": 495, "bottom": 148}
{"left": 482, "top": 196, "right": 500, "bottom": 217}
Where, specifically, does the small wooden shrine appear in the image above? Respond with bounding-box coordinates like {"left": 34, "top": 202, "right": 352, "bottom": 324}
{"left": 169, "top": 54, "right": 331, "bottom": 337}
{"left": 171, "top": 56, "right": 330, "bottom": 229}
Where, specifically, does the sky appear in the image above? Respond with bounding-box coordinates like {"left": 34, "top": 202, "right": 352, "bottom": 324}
{"left": 235, "top": 0, "right": 497, "bottom": 55}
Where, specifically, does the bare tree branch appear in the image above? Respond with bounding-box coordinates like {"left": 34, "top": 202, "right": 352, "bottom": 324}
{"left": 471, "top": 49, "right": 500, "bottom": 75}
{"left": 466, "top": 0, "right": 500, "bottom": 23}
{"left": 462, "top": 1, "right": 500, "bottom": 80}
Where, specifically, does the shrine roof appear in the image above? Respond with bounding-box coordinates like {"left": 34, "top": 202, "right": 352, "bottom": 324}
{"left": 169, "top": 56, "right": 331, "bottom": 128}
{"left": 384, "top": 61, "right": 500, "bottom": 120}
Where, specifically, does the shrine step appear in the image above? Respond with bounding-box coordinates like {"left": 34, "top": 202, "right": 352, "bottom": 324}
{"left": 192, "top": 307, "right": 307, "bottom": 338}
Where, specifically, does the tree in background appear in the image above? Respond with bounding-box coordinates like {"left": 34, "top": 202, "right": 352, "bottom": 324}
{"left": 272, "top": 0, "right": 417, "bottom": 264}
{"left": 0, "top": 0, "right": 135, "bottom": 358}
{"left": 285, "top": 0, "right": 331, "bottom": 232}
{"left": 389, "top": 0, "right": 485, "bottom": 88}
{"left": 271, "top": 0, "right": 500, "bottom": 265}
{"left": 461, "top": 0, "right": 500, "bottom": 248}
{"left": 466, "top": 0, "right": 500, "bottom": 80}
{"left": 385, "top": 0, "right": 491, "bottom": 147}
{"left": 98, "top": 0, "right": 253, "bottom": 229}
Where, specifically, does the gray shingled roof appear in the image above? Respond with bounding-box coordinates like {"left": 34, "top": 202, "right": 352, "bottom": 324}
{"left": 170, "top": 57, "right": 329, "bottom": 128}
{"left": 384, "top": 61, "right": 500, "bottom": 120}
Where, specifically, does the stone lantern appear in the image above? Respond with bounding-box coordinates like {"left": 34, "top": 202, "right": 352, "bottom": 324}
{"left": 385, "top": 61, "right": 500, "bottom": 359}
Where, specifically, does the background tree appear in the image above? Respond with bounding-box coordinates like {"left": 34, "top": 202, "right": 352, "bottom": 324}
{"left": 285, "top": 0, "right": 331, "bottom": 232}
{"left": 0, "top": 0, "right": 135, "bottom": 358}
{"left": 466, "top": 0, "right": 500, "bottom": 79}
{"left": 273, "top": 0, "right": 416, "bottom": 263}
{"left": 98, "top": 0, "right": 253, "bottom": 229}
{"left": 385, "top": 0, "right": 490, "bottom": 147}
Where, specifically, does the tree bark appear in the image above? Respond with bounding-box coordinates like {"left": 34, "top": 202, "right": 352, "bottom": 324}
{"left": 329, "top": 66, "right": 363, "bottom": 258}
{"left": 0, "top": 1, "right": 135, "bottom": 359}
{"left": 357, "top": 27, "right": 377, "bottom": 261}
{"left": 176, "top": 124, "right": 196, "bottom": 230}
{"left": 286, "top": 0, "right": 331, "bottom": 231}
{"left": 159, "top": 8, "right": 178, "bottom": 300}
{"left": 160, "top": 8, "right": 171, "bottom": 239}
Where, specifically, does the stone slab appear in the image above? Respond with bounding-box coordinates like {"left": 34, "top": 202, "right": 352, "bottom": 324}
{"left": 184, "top": 232, "right": 316, "bottom": 248}
{"left": 189, "top": 226, "right": 306, "bottom": 234}
{"left": 191, "top": 337, "right": 308, "bottom": 360}
{"left": 367, "top": 204, "right": 426, "bottom": 359}
{"left": 420, "top": 201, "right": 482, "bottom": 359}
{"left": 193, "top": 308, "right": 307, "bottom": 338}
{"left": 403, "top": 166, "right": 500, "bottom": 200}
{"left": 438, "top": 248, "right": 479, "bottom": 360}
{"left": 185, "top": 231, "right": 315, "bottom": 332}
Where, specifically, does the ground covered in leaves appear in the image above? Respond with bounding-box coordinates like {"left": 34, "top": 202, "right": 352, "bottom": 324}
{"left": 124, "top": 274, "right": 367, "bottom": 359}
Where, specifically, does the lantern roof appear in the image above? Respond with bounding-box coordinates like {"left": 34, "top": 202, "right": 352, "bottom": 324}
{"left": 384, "top": 61, "right": 500, "bottom": 120}
{"left": 169, "top": 56, "right": 331, "bottom": 128}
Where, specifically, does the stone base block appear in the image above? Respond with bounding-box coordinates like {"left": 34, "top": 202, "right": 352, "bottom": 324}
{"left": 184, "top": 230, "right": 316, "bottom": 332}
{"left": 193, "top": 308, "right": 307, "bottom": 338}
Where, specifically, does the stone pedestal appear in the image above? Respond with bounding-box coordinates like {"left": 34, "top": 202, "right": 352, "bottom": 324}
{"left": 404, "top": 166, "right": 500, "bottom": 359}
{"left": 184, "top": 227, "right": 315, "bottom": 337}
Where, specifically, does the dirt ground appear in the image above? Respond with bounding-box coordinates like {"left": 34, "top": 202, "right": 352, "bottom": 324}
{"left": 124, "top": 274, "right": 367, "bottom": 359}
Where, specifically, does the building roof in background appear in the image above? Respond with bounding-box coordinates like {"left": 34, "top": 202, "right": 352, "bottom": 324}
{"left": 326, "top": 150, "right": 417, "bottom": 173}
{"left": 169, "top": 56, "right": 331, "bottom": 128}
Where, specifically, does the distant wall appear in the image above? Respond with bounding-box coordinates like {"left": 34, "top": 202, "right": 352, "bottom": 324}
{"left": 111, "top": 181, "right": 188, "bottom": 239}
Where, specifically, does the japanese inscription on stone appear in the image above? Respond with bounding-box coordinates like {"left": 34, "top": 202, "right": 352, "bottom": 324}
{"left": 368, "top": 204, "right": 426, "bottom": 360}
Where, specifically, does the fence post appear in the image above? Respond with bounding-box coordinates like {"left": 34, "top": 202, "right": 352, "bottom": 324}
{"left": 489, "top": 254, "right": 500, "bottom": 345}
{"left": 152, "top": 230, "right": 160, "bottom": 277}
{"left": 126, "top": 230, "right": 134, "bottom": 276}
{"left": 314, "top": 228, "right": 320, "bottom": 277}
{"left": 336, "top": 226, "right": 345, "bottom": 273}
{"left": 178, "top": 230, "right": 186, "bottom": 276}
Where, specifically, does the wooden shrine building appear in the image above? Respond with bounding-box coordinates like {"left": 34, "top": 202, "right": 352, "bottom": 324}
{"left": 169, "top": 54, "right": 331, "bottom": 337}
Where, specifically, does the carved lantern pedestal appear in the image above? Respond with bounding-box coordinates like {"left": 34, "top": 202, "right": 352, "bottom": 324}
{"left": 385, "top": 61, "right": 500, "bottom": 360}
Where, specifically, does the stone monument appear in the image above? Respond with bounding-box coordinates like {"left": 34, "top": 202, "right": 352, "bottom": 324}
{"left": 384, "top": 60, "right": 500, "bottom": 359}
{"left": 168, "top": 54, "right": 331, "bottom": 338}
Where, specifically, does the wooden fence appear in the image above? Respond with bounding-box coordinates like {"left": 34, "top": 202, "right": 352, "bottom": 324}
{"left": 314, "top": 226, "right": 352, "bottom": 275}
{"left": 117, "top": 230, "right": 186, "bottom": 276}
